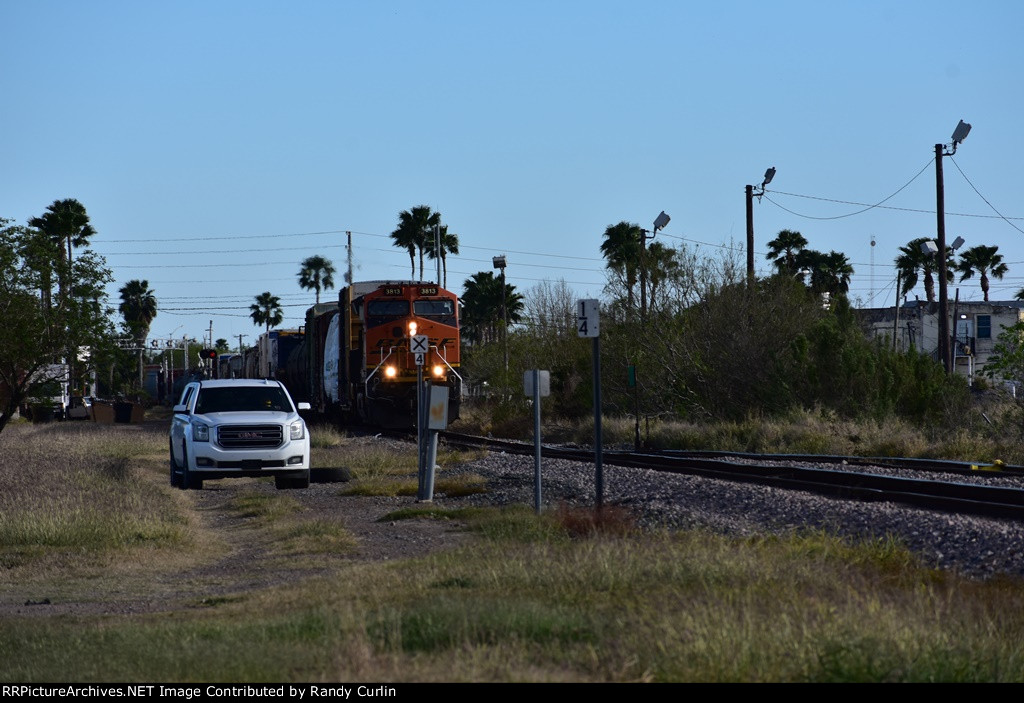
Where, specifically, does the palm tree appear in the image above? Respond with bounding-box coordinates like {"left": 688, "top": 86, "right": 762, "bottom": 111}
{"left": 118, "top": 279, "right": 157, "bottom": 386}
{"left": 250, "top": 292, "right": 284, "bottom": 332}
{"left": 795, "top": 249, "right": 854, "bottom": 298}
{"left": 297, "top": 255, "right": 336, "bottom": 304}
{"left": 956, "top": 245, "right": 1008, "bottom": 302}
{"left": 895, "top": 237, "right": 953, "bottom": 303}
{"left": 646, "top": 241, "right": 682, "bottom": 312}
{"left": 426, "top": 226, "right": 459, "bottom": 288}
{"left": 28, "top": 199, "right": 96, "bottom": 307}
{"left": 390, "top": 205, "right": 441, "bottom": 280}
{"left": 765, "top": 229, "right": 808, "bottom": 275}
{"left": 461, "top": 271, "right": 524, "bottom": 344}
{"left": 600, "top": 221, "right": 643, "bottom": 312}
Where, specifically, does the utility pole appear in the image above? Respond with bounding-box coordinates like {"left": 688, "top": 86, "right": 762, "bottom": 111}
{"left": 936, "top": 142, "right": 950, "bottom": 373}
{"left": 346, "top": 231, "right": 353, "bottom": 285}
{"left": 935, "top": 120, "right": 971, "bottom": 374}
{"left": 745, "top": 167, "right": 775, "bottom": 282}
{"left": 893, "top": 271, "right": 901, "bottom": 352}
{"left": 493, "top": 255, "right": 508, "bottom": 372}
{"left": 745, "top": 184, "right": 755, "bottom": 281}
{"left": 434, "top": 224, "right": 441, "bottom": 285}
{"left": 640, "top": 211, "right": 671, "bottom": 321}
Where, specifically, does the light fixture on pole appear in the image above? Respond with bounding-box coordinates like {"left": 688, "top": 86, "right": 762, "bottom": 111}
{"left": 745, "top": 167, "right": 775, "bottom": 280}
{"left": 936, "top": 120, "right": 971, "bottom": 373}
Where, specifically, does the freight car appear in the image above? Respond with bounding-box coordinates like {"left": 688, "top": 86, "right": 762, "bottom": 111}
{"left": 282, "top": 281, "right": 461, "bottom": 428}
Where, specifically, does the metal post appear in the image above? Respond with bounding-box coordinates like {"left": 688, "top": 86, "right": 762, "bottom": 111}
{"left": 416, "top": 367, "right": 426, "bottom": 498}
{"left": 632, "top": 365, "right": 640, "bottom": 451}
{"left": 533, "top": 369, "right": 542, "bottom": 514}
{"left": 593, "top": 336, "right": 603, "bottom": 509}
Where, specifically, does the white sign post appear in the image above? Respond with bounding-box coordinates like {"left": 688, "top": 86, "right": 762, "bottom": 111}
{"left": 578, "top": 299, "right": 603, "bottom": 508}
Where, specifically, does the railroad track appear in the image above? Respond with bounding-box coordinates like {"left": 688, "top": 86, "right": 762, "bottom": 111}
{"left": 440, "top": 431, "right": 1024, "bottom": 522}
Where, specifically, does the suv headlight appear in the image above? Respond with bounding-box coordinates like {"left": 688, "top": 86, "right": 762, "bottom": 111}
{"left": 192, "top": 422, "right": 210, "bottom": 442}
{"left": 289, "top": 421, "right": 305, "bottom": 441}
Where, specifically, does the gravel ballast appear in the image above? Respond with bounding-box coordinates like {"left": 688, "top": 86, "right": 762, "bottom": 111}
{"left": 444, "top": 449, "right": 1024, "bottom": 579}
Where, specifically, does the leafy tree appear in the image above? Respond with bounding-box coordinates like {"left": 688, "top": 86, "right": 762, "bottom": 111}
{"left": 956, "top": 245, "right": 1008, "bottom": 302}
{"left": 391, "top": 205, "right": 441, "bottom": 280}
{"left": 765, "top": 229, "right": 808, "bottom": 275}
{"left": 461, "top": 271, "right": 523, "bottom": 345}
{"left": 0, "top": 219, "right": 113, "bottom": 433}
{"left": 985, "top": 320, "right": 1024, "bottom": 392}
{"left": 250, "top": 292, "right": 283, "bottom": 332}
{"left": 297, "top": 255, "right": 336, "bottom": 304}
{"left": 600, "top": 221, "right": 642, "bottom": 314}
{"left": 118, "top": 279, "right": 158, "bottom": 387}
{"left": 215, "top": 338, "right": 231, "bottom": 353}
{"left": 426, "top": 226, "right": 459, "bottom": 289}
{"left": 895, "top": 237, "right": 953, "bottom": 303}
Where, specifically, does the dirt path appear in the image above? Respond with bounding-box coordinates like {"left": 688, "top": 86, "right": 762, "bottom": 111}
{"left": 2, "top": 469, "right": 471, "bottom": 619}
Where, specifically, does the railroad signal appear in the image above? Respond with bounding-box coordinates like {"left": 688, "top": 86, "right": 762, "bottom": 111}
{"left": 199, "top": 349, "right": 218, "bottom": 360}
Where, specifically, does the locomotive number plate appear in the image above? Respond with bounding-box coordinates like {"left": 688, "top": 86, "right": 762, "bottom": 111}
{"left": 382, "top": 286, "right": 403, "bottom": 296}
{"left": 418, "top": 286, "right": 439, "bottom": 295}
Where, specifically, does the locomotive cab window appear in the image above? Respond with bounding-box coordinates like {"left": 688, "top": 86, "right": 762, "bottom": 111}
{"left": 367, "top": 300, "right": 410, "bottom": 327}
{"left": 414, "top": 299, "right": 456, "bottom": 326}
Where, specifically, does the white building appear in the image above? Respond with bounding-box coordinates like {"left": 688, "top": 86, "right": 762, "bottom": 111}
{"left": 859, "top": 299, "right": 1024, "bottom": 381}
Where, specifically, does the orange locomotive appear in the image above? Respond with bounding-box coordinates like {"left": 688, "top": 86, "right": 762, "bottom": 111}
{"left": 283, "top": 281, "right": 461, "bottom": 428}
{"left": 344, "top": 280, "right": 461, "bottom": 427}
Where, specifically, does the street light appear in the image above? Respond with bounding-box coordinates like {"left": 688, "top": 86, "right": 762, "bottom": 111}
{"left": 492, "top": 255, "right": 508, "bottom": 372}
{"left": 746, "top": 167, "right": 776, "bottom": 280}
{"left": 936, "top": 120, "right": 971, "bottom": 373}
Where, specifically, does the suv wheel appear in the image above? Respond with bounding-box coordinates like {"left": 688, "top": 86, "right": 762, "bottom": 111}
{"left": 169, "top": 439, "right": 182, "bottom": 488}
{"left": 181, "top": 442, "right": 203, "bottom": 491}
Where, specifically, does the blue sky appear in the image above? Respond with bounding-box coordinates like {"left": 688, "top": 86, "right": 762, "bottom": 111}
{"left": 3, "top": 1, "right": 1023, "bottom": 347}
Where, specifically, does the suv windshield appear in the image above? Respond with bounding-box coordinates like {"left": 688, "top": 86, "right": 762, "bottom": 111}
{"left": 195, "top": 386, "right": 294, "bottom": 414}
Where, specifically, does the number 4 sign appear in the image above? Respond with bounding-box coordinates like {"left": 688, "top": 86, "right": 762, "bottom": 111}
{"left": 577, "top": 299, "right": 600, "bottom": 338}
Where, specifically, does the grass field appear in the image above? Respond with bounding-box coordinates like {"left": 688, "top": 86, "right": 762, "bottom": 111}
{"left": 2, "top": 419, "right": 1024, "bottom": 682}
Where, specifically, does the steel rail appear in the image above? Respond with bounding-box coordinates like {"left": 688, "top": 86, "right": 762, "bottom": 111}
{"left": 440, "top": 431, "right": 1024, "bottom": 521}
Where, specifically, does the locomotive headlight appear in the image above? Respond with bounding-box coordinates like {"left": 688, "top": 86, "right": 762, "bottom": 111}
{"left": 407, "top": 321, "right": 418, "bottom": 336}
{"left": 385, "top": 365, "right": 397, "bottom": 379}
{"left": 432, "top": 364, "right": 445, "bottom": 377}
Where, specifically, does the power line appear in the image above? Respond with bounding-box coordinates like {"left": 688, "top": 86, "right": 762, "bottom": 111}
{"left": 948, "top": 155, "right": 1024, "bottom": 236}
{"left": 762, "top": 158, "right": 935, "bottom": 221}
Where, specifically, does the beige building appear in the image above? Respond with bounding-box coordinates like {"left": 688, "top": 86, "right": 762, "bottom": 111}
{"left": 859, "top": 300, "right": 1024, "bottom": 381}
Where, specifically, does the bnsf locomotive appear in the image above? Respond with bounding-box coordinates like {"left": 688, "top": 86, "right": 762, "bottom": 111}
{"left": 278, "top": 281, "right": 461, "bottom": 428}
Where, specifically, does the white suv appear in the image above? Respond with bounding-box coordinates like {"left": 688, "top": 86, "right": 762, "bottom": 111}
{"left": 170, "top": 379, "right": 311, "bottom": 490}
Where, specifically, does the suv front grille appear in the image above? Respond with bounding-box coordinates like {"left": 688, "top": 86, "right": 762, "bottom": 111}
{"left": 218, "top": 424, "right": 283, "bottom": 449}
